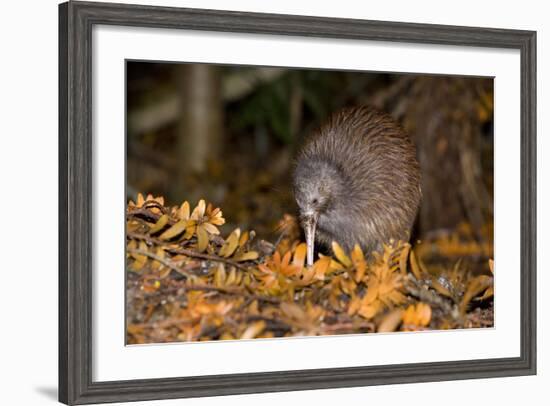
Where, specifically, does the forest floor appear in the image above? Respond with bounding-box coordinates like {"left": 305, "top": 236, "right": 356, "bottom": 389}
{"left": 126, "top": 194, "right": 494, "bottom": 344}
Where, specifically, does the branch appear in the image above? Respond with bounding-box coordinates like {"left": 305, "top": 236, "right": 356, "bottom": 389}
{"left": 168, "top": 247, "right": 253, "bottom": 273}
{"left": 128, "top": 248, "right": 193, "bottom": 278}
{"left": 127, "top": 231, "right": 254, "bottom": 273}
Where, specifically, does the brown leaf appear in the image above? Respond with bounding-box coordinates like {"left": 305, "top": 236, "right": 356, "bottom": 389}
{"left": 202, "top": 222, "right": 220, "bottom": 235}
{"left": 136, "top": 193, "right": 145, "bottom": 207}
{"left": 226, "top": 267, "right": 237, "bottom": 285}
{"left": 239, "top": 231, "right": 250, "bottom": 247}
{"left": 151, "top": 247, "right": 165, "bottom": 270}
{"left": 460, "top": 275, "right": 492, "bottom": 314}
{"left": 179, "top": 201, "right": 190, "bottom": 220}
{"left": 281, "top": 302, "right": 307, "bottom": 321}
{"left": 479, "top": 286, "right": 494, "bottom": 301}
{"left": 191, "top": 199, "right": 206, "bottom": 220}
{"left": 183, "top": 220, "right": 196, "bottom": 240}
{"left": 214, "top": 264, "right": 226, "bottom": 287}
{"left": 233, "top": 251, "right": 259, "bottom": 262}
{"left": 149, "top": 214, "right": 169, "bottom": 235}
{"left": 130, "top": 256, "right": 147, "bottom": 272}
{"left": 196, "top": 226, "right": 209, "bottom": 252}
{"left": 219, "top": 228, "right": 241, "bottom": 257}
{"left": 409, "top": 250, "right": 423, "bottom": 280}
{"left": 240, "top": 321, "right": 266, "bottom": 340}
{"left": 159, "top": 220, "right": 189, "bottom": 241}
{"left": 378, "top": 309, "right": 403, "bottom": 332}
{"left": 129, "top": 241, "right": 148, "bottom": 271}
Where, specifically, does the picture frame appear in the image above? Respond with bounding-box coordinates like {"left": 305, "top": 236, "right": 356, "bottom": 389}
{"left": 59, "top": 1, "right": 537, "bottom": 404}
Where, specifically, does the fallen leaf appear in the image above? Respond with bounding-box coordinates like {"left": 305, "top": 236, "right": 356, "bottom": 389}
{"left": 378, "top": 309, "right": 403, "bottom": 332}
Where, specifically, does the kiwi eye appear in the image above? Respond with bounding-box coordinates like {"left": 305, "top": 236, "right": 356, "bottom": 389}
{"left": 312, "top": 198, "right": 319, "bottom": 205}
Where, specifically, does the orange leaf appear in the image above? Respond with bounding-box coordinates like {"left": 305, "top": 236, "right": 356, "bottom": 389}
{"left": 358, "top": 302, "right": 381, "bottom": 319}
{"left": 362, "top": 279, "right": 379, "bottom": 305}
{"left": 398, "top": 243, "right": 411, "bottom": 275}
{"left": 292, "top": 243, "right": 307, "bottom": 269}
{"left": 312, "top": 256, "right": 331, "bottom": 280}
{"left": 351, "top": 244, "right": 367, "bottom": 282}
{"left": 332, "top": 241, "right": 352, "bottom": 267}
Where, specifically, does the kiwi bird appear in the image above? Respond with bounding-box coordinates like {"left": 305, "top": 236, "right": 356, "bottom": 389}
{"left": 292, "top": 106, "right": 421, "bottom": 266}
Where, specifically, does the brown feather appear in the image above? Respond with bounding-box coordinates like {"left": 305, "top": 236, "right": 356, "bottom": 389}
{"left": 293, "top": 106, "right": 421, "bottom": 256}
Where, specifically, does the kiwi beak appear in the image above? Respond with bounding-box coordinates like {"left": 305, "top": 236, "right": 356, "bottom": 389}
{"left": 302, "top": 213, "right": 317, "bottom": 267}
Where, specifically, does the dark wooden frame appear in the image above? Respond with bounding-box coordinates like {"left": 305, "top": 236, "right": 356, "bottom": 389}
{"left": 59, "top": 1, "right": 537, "bottom": 404}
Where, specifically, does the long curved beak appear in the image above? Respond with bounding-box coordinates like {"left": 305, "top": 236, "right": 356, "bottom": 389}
{"left": 302, "top": 213, "right": 318, "bottom": 267}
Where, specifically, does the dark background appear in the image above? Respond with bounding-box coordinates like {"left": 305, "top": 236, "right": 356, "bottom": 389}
{"left": 126, "top": 62, "right": 494, "bottom": 242}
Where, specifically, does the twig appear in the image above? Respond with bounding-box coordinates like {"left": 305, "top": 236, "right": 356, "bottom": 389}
{"left": 181, "top": 284, "right": 281, "bottom": 304}
{"left": 129, "top": 318, "right": 194, "bottom": 330}
{"left": 318, "top": 321, "right": 375, "bottom": 334}
{"left": 168, "top": 247, "right": 253, "bottom": 273}
{"left": 128, "top": 248, "right": 193, "bottom": 278}
{"left": 126, "top": 208, "right": 164, "bottom": 223}
{"left": 127, "top": 231, "right": 254, "bottom": 272}
{"left": 129, "top": 272, "right": 281, "bottom": 305}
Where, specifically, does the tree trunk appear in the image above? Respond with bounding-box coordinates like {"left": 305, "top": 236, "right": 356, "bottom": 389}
{"left": 173, "top": 64, "right": 223, "bottom": 200}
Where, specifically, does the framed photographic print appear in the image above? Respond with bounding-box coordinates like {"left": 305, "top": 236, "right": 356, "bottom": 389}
{"left": 59, "top": 1, "right": 536, "bottom": 404}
